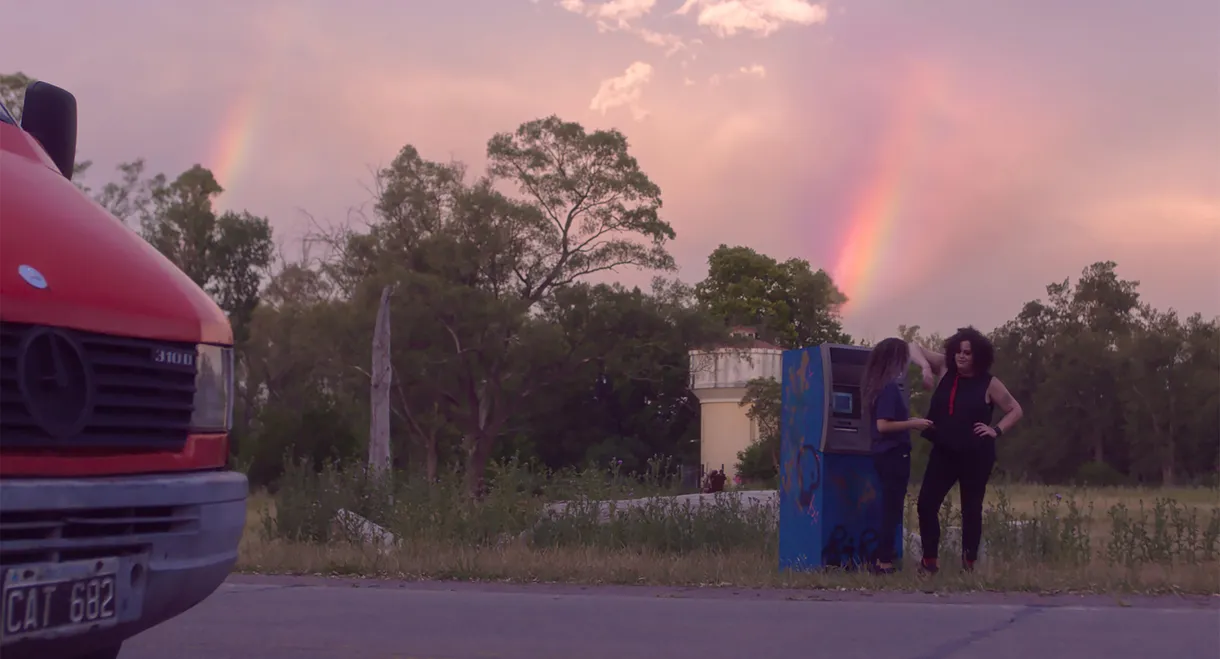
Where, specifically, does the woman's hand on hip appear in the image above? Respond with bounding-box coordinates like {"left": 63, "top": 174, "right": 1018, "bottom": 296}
{"left": 973, "top": 423, "right": 998, "bottom": 438}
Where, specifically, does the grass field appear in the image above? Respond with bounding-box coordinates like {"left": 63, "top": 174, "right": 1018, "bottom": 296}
{"left": 235, "top": 460, "right": 1220, "bottom": 595}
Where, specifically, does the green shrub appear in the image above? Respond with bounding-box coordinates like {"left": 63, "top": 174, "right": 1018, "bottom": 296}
{"left": 735, "top": 440, "right": 777, "bottom": 483}
{"left": 1076, "top": 461, "right": 1129, "bottom": 487}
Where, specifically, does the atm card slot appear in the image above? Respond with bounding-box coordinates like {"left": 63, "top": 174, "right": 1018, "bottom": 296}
{"left": 831, "top": 423, "right": 858, "bottom": 433}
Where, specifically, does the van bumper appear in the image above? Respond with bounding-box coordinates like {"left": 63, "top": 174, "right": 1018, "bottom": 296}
{"left": 0, "top": 470, "right": 247, "bottom": 659}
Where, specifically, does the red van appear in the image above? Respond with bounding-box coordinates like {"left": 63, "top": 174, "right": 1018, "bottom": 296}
{"left": 0, "top": 81, "right": 248, "bottom": 659}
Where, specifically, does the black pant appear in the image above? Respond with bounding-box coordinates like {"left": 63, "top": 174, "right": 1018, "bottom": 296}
{"left": 872, "top": 446, "right": 911, "bottom": 564}
{"left": 917, "top": 443, "right": 996, "bottom": 562}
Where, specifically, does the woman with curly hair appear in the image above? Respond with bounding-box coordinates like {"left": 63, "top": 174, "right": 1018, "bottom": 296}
{"left": 908, "top": 327, "right": 1023, "bottom": 574}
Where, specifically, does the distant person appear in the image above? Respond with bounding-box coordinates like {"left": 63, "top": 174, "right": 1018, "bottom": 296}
{"left": 705, "top": 469, "right": 726, "bottom": 493}
{"left": 862, "top": 338, "right": 933, "bottom": 574}
{"left": 909, "top": 327, "right": 1024, "bottom": 574}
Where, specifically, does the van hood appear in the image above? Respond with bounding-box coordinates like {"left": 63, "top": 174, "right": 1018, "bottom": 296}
{"left": 0, "top": 123, "right": 231, "bottom": 345}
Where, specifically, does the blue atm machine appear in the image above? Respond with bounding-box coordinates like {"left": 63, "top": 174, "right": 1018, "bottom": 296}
{"left": 778, "top": 343, "right": 909, "bottom": 571}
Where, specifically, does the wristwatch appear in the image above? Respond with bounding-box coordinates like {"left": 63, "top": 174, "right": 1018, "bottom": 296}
{"left": 992, "top": 425, "right": 1003, "bottom": 437}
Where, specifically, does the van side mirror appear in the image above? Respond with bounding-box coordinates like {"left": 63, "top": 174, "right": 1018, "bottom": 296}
{"left": 21, "top": 81, "right": 78, "bottom": 180}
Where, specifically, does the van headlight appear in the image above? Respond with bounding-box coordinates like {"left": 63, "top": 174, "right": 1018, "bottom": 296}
{"left": 191, "top": 344, "right": 234, "bottom": 432}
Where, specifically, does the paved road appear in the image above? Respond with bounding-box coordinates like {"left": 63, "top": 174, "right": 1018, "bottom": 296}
{"left": 121, "top": 576, "right": 1219, "bottom": 659}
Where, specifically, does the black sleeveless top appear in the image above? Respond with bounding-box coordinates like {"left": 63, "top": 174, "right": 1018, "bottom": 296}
{"left": 921, "top": 369, "right": 995, "bottom": 452}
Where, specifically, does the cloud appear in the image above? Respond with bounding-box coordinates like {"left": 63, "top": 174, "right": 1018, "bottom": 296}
{"left": 1085, "top": 194, "right": 1220, "bottom": 245}
{"left": 738, "top": 64, "right": 766, "bottom": 78}
{"left": 707, "top": 64, "right": 766, "bottom": 85}
{"left": 634, "top": 27, "right": 693, "bottom": 56}
{"left": 556, "top": 0, "right": 693, "bottom": 56}
{"left": 589, "top": 61, "right": 654, "bottom": 120}
{"left": 560, "top": 0, "right": 657, "bottom": 26}
{"left": 673, "top": 0, "right": 828, "bottom": 37}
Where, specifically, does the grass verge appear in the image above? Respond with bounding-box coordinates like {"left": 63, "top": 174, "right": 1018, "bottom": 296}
{"left": 236, "top": 458, "right": 1220, "bottom": 595}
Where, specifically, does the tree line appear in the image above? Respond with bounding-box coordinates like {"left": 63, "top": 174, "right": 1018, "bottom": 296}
{"left": 5, "top": 72, "right": 1216, "bottom": 492}
{"left": 736, "top": 259, "right": 1219, "bottom": 488}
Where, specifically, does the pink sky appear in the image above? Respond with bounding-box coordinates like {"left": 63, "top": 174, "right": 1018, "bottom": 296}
{"left": 7, "top": 0, "right": 1218, "bottom": 340}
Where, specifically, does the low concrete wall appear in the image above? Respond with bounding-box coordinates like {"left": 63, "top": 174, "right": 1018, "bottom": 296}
{"left": 543, "top": 489, "right": 779, "bottom": 521}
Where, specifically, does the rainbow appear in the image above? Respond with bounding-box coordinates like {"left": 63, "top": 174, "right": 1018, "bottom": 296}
{"left": 832, "top": 64, "right": 940, "bottom": 316}
{"left": 205, "top": 8, "right": 293, "bottom": 208}
{"left": 208, "top": 91, "right": 261, "bottom": 205}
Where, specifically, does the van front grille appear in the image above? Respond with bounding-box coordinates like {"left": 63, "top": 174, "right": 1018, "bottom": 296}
{"left": 0, "top": 322, "right": 197, "bottom": 450}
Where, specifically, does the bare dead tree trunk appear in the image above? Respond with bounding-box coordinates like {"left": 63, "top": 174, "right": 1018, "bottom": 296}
{"left": 368, "top": 285, "right": 393, "bottom": 478}
{"left": 425, "top": 442, "right": 439, "bottom": 482}
{"left": 464, "top": 433, "right": 494, "bottom": 499}
{"left": 1162, "top": 395, "right": 1177, "bottom": 486}
{"left": 424, "top": 402, "right": 440, "bottom": 482}
{"left": 1162, "top": 444, "right": 1176, "bottom": 486}
{"left": 1131, "top": 384, "right": 1180, "bottom": 486}
{"left": 462, "top": 384, "right": 492, "bottom": 499}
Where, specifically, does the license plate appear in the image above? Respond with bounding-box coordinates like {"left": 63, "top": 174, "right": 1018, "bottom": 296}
{"left": 1, "top": 558, "right": 120, "bottom": 644}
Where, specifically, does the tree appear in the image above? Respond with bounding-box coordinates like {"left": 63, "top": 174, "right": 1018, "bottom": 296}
{"left": 735, "top": 377, "right": 782, "bottom": 481}
{"left": 329, "top": 116, "right": 679, "bottom": 497}
{"left": 0, "top": 72, "right": 35, "bottom": 123}
{"left": 485, "top": 115, "right": 676, "bottom": 301}
{"left": 696, "top": 244, "right": 851, "bottom": 349}
{"left": 239, "top": 257, "right": 368, "bottom": 484}
{"left": 140, "top": 165, "right": 274, "bottom": 346}
{"left": 93, "top": 159, "right": 157, "bottom": 226}
{"left": 1119, "top": 309, "right": 1219, "bottom": 485}
{"left": 1022, "top": 262, "right": 1141, "bottom": 479}
{"left": 523, "top": 279, "right": 726, "bottom": 471}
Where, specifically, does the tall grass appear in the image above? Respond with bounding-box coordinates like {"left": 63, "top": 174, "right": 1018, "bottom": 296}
{"left": 250, "top": 456, "right": 1220, "bottom": 593}
{"left": 265, "top": 455, "right": 699, "bottom": 547}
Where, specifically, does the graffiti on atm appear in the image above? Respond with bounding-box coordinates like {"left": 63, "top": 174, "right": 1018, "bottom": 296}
{"left": 829, "top": 471, "right": 877, "bottom": 517}
{"left": 821, "top": 524, "right": 882, "bottom": 569}
{"left": 780, "top": 350, "right": 813, "bottom": 508}
{"left": 783, "top": 351, "right": 811, "bottom": 443}
{"left": 797, "top": 445, "right": 822, "bottom": 519}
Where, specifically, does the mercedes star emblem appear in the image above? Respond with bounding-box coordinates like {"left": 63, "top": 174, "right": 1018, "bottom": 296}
{"left": 16, "top": 328, "right": 94, "bottom": 439}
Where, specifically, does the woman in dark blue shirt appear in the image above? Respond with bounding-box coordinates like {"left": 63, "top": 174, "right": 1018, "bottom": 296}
{"left": 862, "top": 338, "right": 933, "bottom": 574}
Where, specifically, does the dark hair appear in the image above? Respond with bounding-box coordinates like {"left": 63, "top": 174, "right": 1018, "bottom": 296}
{"left": 862, "top": 338, "right": 910, "bottom": 418}
{"left": 943, "top": 326, "right": 995, "bottom": 375}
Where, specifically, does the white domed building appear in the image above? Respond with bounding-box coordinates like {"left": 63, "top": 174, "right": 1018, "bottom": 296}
{"left": 688, "top": 327, "right": 783, "bottom": 484}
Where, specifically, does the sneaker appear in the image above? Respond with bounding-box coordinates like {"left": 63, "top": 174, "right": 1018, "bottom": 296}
{"left": 870, "top": 563, "right": 897, "bottom": 575}
{"left": 962, "top": 558, "right": 976, "bottom": 573}
{"left": 917, "top": 558, "right": 939, "bottom": 575}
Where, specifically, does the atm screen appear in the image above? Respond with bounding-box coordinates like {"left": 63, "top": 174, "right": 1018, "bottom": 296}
{"left": 832, "top": 392, "right": 852, "bottom": 415}
{"left": 831, "top": 390, "right": 858, "bottom": 418}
